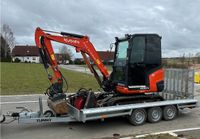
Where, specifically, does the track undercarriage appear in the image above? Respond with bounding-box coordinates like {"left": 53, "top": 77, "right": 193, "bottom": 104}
{"left": 66, "top": 88, "right": 164, "bottom": 111}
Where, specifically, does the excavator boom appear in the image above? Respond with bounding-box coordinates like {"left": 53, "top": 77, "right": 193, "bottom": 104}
{"left": 35, "top": 27, "right": 110, "bottom": 97}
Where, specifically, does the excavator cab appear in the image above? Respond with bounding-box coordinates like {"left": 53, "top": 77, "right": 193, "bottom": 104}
{"left": 111, "top": 34, "right": 164, "bottom": 94}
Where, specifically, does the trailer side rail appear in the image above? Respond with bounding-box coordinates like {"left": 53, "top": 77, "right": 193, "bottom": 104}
{"left": 76, "top": 99, "right": 198, "bottom": 122}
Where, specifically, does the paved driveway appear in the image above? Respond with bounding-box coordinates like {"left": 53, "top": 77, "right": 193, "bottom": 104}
{"left": 60, "top": 64, "right": 96, "bottom": 75}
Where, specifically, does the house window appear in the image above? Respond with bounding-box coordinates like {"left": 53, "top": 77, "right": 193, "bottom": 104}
{"left": 32, "top": 57, "right": 36, "bottom": 60}
{"left": 27, "top": 57, "right": 29, "bottom": 59}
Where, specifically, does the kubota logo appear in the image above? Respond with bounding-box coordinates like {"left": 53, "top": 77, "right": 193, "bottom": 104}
{"left": 64, "top": 38, "right": 80, "bottom": 44}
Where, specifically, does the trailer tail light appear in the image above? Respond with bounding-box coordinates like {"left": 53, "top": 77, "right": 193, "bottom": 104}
{"left": 74, "top": 96, "right": 85, "bottom": 110}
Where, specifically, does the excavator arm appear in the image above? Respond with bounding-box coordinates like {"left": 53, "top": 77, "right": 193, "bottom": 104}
{"left": 35, "top": 27, "right": 110, "bottom": 98}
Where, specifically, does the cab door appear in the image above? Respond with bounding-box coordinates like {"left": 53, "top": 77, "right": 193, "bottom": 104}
{"left": 111, "top": 40, "right": 129, "bottom": 86}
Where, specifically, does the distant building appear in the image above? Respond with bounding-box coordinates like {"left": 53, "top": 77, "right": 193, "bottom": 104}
{"left": 97, "top": 51, "right": 114, "bottom": 65}
{"left": 12, "top": 45, "right": 40, "bottom": 63}
{"left": 73, "top": 51, "right": 115, "bottom": 65}
{"left": 55, "top": 53, "right": 69, "bottom": 64}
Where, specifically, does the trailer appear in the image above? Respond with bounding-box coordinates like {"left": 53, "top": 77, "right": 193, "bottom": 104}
{"left": 0, "top": 69, "right": 198, "bottom": 125}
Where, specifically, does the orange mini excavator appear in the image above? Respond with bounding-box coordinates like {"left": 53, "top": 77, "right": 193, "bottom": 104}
{"left": 35, "top": 27, "right": 164, "bottom": 111}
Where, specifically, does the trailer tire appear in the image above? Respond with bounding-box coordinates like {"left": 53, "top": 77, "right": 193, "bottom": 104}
{"left": 44, "top": 110, "right": 54, "bottom": 117}
{"left": 0, "top": 115, "right": 5, "bottom": 123}
{"left": 163, "top": 105, "right": 177, "bottom": 120}
{"left": 147, "top": 107, "right": 162, "bottom": 123}
{"left": 128, "top": 109, "right": 147, "bottom": 126}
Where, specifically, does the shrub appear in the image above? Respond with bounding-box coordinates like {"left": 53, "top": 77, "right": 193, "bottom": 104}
{"left": 1, "top": 57, "right": 12, "bottom": 62}
{"left": 69, "top": 60, "right": 73, "bottom": 64}
{"left": 14, "top": 58, "right": 21, "bottom": 63}
{"left": 74, "top": 59, "right": 85, "bottom": 65}
{"left": 163, "top": 62, "right": 189, "bottom": 69}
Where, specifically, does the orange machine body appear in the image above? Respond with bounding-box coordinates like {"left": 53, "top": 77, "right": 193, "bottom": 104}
{"left": 116, "top": 68, "right": 164, "bottom": 94}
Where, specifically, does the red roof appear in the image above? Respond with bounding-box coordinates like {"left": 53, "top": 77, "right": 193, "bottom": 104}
{"left": 12, "top": 45, "right": 39, "bottom": 56}
{"left": 97, "top": 51, "right": 114, "bottom": 61}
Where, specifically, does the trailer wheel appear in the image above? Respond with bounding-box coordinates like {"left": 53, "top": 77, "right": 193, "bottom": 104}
{"left": 147, "top": 107, "right": 162, "bottom": 123}
{"left": 128, "top": 109, "right": 147, "bottom": 126}
{"left": 0, "top": 114, "right": 5, "bottom": 123}
{"left": 44, "top": 110, "right": 54, "bottom": 117}
{"left": 163, "top": 105, "right": 177, "bottom": 120}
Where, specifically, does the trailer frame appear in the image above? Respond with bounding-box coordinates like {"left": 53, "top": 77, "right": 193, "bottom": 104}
{"left": 16, "top": 96, "right": 198, "bottom": 124}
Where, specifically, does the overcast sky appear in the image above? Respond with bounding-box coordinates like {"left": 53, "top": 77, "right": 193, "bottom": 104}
{"left": 1, "top": 0, "right": 200, "bottom": 57}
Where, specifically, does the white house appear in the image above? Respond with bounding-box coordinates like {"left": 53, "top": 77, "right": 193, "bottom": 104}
{"left": 12, "top": 45, "right": 40, "bottom": 63}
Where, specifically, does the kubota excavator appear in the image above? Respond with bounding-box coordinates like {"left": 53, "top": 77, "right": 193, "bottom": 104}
{"left": 0, "top": 27, "right": 197, "bottom": 126}
{"left": 35, "top": 27, "right": 164, "bottom": 113}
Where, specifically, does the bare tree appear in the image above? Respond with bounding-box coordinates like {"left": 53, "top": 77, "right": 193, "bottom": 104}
{"left": 1, "top": 24, "right": 15, "bottom": 57}
{"left": 59, "top": 45, "right": 73, "bottom": 63}
{"left": 180, "top": 53, "right": 185, "bottom": 64}
{"left": 0, "top": 36, "right": 10, "bottom": 59}
{"left": 196, "top": 52, "right": 200, "bottom": 64}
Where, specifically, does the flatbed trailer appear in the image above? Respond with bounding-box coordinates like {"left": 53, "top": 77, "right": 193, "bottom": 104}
{"left": 1, "top": 69, "right": 199, "bottom": 125}
{"left": 15, "top": 96, "right": 197, "bottom": 125}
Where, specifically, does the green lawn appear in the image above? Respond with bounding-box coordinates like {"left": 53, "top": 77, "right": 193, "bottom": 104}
{"left": 1, "top": 62, "right": 99, "bottom": 95}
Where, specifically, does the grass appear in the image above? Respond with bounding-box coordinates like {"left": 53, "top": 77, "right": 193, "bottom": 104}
{"left": 137, "top": 134, "right": 179, "bottom": 139}
{"left": 1, "top": 62, "right": 99, "bottom": 95}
